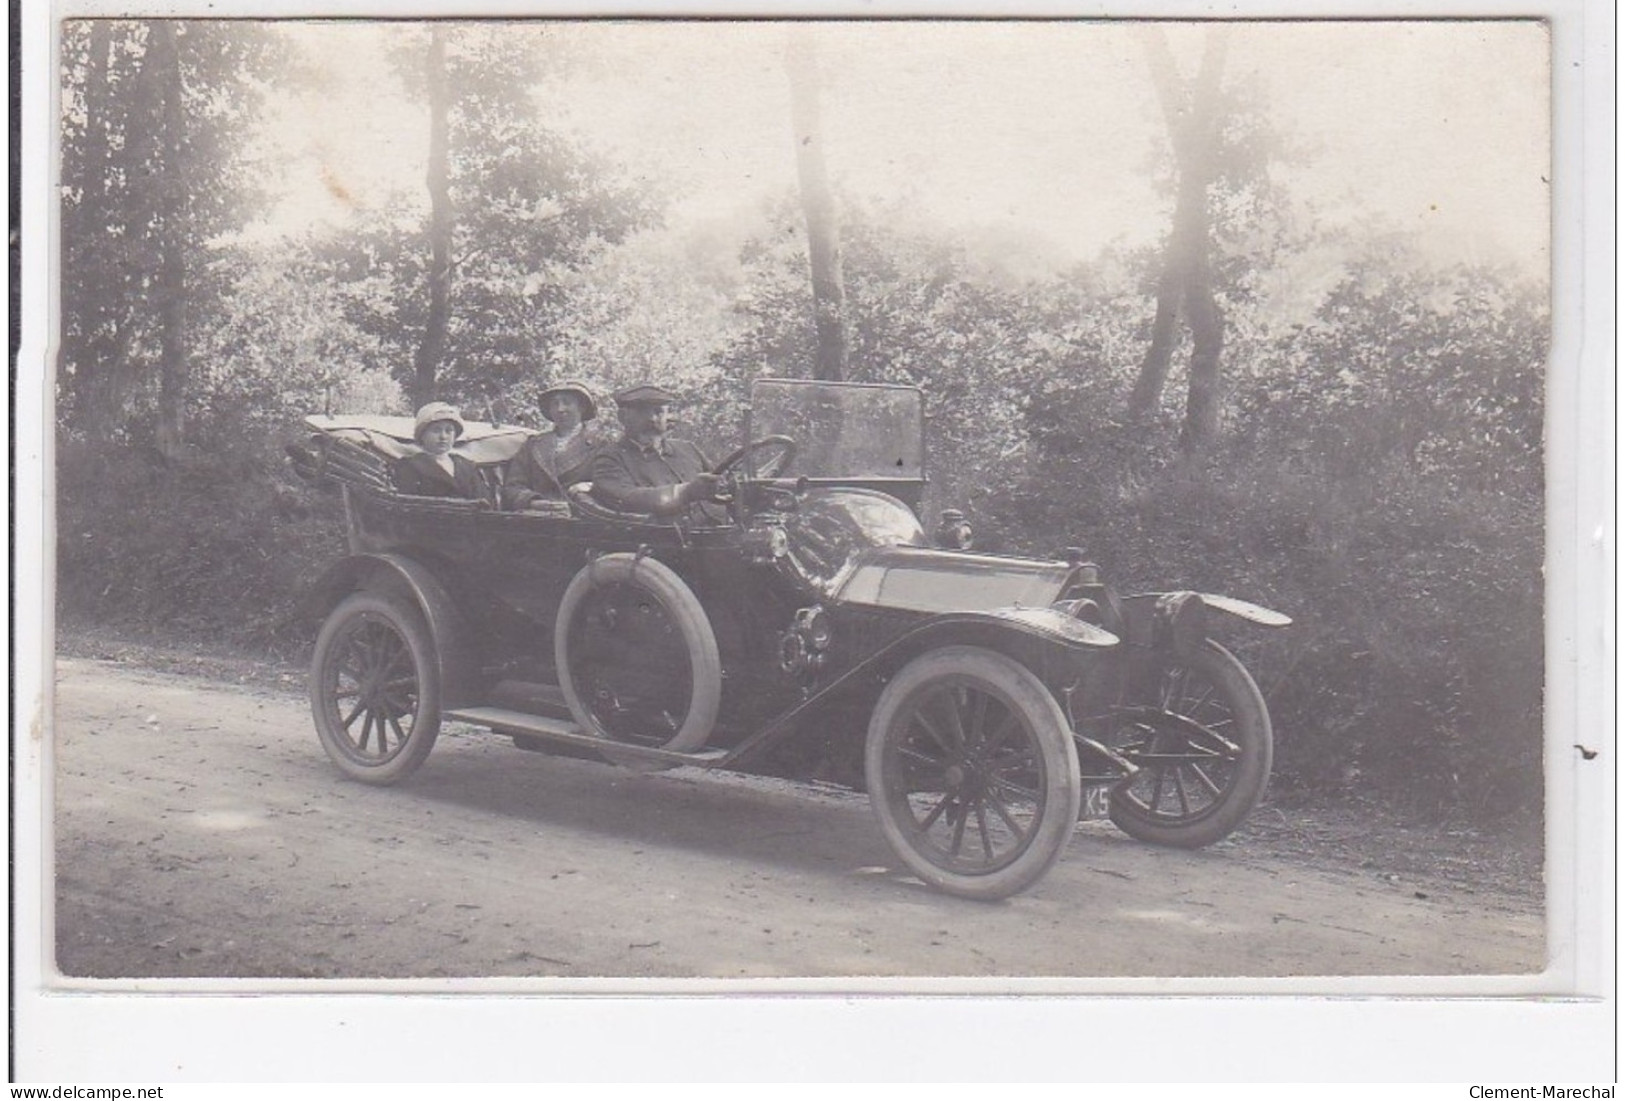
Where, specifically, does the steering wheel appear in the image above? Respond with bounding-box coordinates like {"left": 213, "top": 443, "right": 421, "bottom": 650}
{"left": 711, "top": 435, "right": 798, "bottom": 480}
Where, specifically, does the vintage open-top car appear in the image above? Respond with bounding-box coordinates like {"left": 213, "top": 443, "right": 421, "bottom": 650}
{"left": 288, "top": 378, "right": 1292, "bottom": 900}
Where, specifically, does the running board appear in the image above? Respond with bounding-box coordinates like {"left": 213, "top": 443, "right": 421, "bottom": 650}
{"left": 444, "top": 706, "right": 730, "bottom": 767}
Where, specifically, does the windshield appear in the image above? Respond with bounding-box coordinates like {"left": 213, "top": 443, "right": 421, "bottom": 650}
{"left": 746, "top": 379, "right": 924, "bottom": 480}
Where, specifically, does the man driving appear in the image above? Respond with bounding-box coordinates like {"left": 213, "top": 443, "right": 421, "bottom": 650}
{"left": 591, "top": 384, "right": 727, "bottom": 522}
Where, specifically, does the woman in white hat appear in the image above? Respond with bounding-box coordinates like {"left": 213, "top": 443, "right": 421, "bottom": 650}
{"left": 501, "top": 380, "right": 600, "bottom": 511}
{"left": 393, "top": 402, "right": 490, "bottom": 501}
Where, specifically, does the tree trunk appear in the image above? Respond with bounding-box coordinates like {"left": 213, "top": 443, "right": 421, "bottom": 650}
{"left": 1128, "top": 27, "right": 1230, "bottom": 450}
{"left": 1182, "top": 276, "right": 1224, "bottom": 449}
{"left": 1127, "top": 267, "right": 1181, "bottom": 417}
{"left": 412, "top": 27, "right": 453, "bottom": 409}
{"left": 1179, "top": 31, "right": 1229, "bottom": 450}
{"left": 786, "top": 34, "right": 848, "bottom": 382}
{"left": 149, "top": 21, "right": 189, "bottom": 463}
{"left": 81, "top": 317, "right": 139, "bottom": 443}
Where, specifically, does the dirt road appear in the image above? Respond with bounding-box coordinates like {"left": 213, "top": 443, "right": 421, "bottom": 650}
{"left": 50, "top": 657, "right": 1544, "bottom": 983}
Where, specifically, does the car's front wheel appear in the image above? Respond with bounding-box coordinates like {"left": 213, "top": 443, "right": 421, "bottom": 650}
{"left": 1106, "top": 640, "right": 1272, "bottom": 848}
{"left": 865, "top": 646, "right": 1081, "bottom": 900}
{"left": 310, "top": 591, "right": 441, "bottom": 785}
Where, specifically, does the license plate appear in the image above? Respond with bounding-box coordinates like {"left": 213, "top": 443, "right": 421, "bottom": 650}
{"left": 1080, "top": 785, "right": 1111, "bottom": 819}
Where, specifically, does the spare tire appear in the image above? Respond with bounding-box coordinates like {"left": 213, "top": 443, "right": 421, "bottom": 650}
{"left": 554, "top": 552, "right": 722, "bottom": 756}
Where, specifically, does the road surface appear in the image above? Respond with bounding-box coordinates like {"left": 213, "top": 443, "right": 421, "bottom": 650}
{"left": 50, "top": 657, "right": 1544, "bottom": 983}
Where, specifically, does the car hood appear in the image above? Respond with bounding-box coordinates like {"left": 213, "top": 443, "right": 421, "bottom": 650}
{"left": 831, "top": 545, "right": 1075, "bottom": 614}
{"left": 778, "top": 489, "right": 1074, "bottom": 613}
{"left": 780, "top": 488, "right": 928, "bottom": 591}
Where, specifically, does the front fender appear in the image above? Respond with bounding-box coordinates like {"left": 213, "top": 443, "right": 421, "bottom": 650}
{"left": 303, "top": 552, "right": 483, "bottom": 707}
{"left": 1119, "top": 592, "right": 1292, "bottom": 651}
{"left": 844, "top": 609, "right": 1118, "bottom": 680}
{"left": 723, "top": 606, "right": 1117, "bottom": 768}
{"left": 1199, "top": 593, "right": 1293, "bottom": 628}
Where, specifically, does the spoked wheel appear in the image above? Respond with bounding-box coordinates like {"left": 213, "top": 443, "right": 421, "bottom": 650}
{"left": 310, "top": 591, "right": 441, "bottom": 784}
{"left": 866, "top": 646, "right": 1081, "bottom": 900}
{"left": 1107, "top": 640, "right": 1272, "bottom": 848}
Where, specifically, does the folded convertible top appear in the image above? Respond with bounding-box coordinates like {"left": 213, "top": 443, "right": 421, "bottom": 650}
{"left": 304, "top": 413, "right": 532, "bottom": 465}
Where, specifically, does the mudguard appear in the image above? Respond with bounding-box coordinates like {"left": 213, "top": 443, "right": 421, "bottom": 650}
{"left": 303, "top": 552, "right": 483, "bottom": 707}
{"left": 723, "top": 606, "right": 1116, "bottom": 767}
{"left": 1118, "top": 591, "right": 1292, "bottom": 650}
{"left": 1199, "top": 593, "right": 1294, "bottom": 628}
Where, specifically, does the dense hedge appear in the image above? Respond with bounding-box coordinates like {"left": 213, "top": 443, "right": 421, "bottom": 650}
{"left": 56, "top": 432, "right": 350, "bottom": 657}
{"left": 982, "top": 424, "right": 1543, "bottom": 819}
{"left": 969, "top": 263, "right": 1546, "bottom": 819}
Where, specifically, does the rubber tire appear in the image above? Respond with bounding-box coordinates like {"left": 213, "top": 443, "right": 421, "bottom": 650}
{"left": 554, "top": 553, "right": 722, "bottom": 756}
{"left": 1108, "top": 640, "right": 1273, "bottom": 848}
{"left": 865, "top": 645, "right": 1082, "bottom": 901}
{"left": 311, "top": 591, "right": 441, "bottom": 785}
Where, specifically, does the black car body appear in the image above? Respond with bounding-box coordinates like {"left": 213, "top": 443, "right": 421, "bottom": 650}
{"left": 290, "top": 378, "right": 1291, "bottom": 899}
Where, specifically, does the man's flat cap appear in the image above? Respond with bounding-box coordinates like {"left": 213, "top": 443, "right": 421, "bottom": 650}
{"left": 614, "top": 384, "right": 681, "bottom": 406}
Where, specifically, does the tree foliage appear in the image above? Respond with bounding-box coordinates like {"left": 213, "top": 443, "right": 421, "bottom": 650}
{"left": 59, "top": 20, "right": 292, "bottom": 449}
{"left": 189, "top": 244, "right": 405, "bottom": 443}
{"left": 353, "top": 23, "right": 656, "bottom": 409}
{"left": 720, "top": 199, "right": 1147, "bottom": 519}
{"left": 1004, "top": 243, "right": 1546, "bottom": 815}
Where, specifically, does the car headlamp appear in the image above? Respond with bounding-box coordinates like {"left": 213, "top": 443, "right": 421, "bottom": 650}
{"left": 778, "top": 630, "right": 809, "bottom": 675}
{"left": 779, "top": 605, "right": 833, "bottom": 679}
{"left": 793, "top": 604, "right": 832, "bottom": 650}
{"left": 935, "top": 509, "right": 973, "bottom": 550}
{"left": 1063, "top": 555, "right": 1101, "bottom": 585}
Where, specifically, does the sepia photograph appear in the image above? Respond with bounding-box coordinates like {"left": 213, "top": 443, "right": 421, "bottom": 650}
{"left": 15, "top": 0, "right": 1613, "bottom": 1083}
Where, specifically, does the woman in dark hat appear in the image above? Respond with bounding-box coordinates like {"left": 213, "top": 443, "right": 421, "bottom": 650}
{"left": 501, "top": 379, "right": 600, "bottom": 511}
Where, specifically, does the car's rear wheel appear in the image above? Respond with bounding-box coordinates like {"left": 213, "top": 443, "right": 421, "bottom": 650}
{"left": 865, "top": 646, "right": 1081, "bottom": 900}
{"left": 555, "top": 553, "right": 721, "bottom": 762}
{"left": 310, "top": 591, "right": 441, "bottom": 784}
{"left": 1107, "top": 640, "right": 1272, "bottom": 848}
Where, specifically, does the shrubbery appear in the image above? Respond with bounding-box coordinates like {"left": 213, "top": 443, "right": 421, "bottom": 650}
{"left": 972, "top": 257, "right": 1546, "bottom": 819}
{"left": 56, "top": 427, "right": 349, "bottom": 656}
{"left": 985, "top": 427, "right": 1543, "bottom": 818}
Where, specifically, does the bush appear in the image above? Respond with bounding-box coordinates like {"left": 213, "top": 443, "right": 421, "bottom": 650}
{"left": 56, "top": 425, "right": 349, "bottom": 657}
{"left": 980, "top": 257, "right": 1546, "bottom": 821}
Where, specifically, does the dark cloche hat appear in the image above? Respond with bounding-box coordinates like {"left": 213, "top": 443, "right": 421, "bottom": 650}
{"left": 614, "top": 383, "right": 681, "bottom": 407}
{"left": 538, "top": 379, "right": 598, "bottom": 422}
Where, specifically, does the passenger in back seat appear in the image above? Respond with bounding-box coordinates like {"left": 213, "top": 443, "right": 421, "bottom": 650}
{"left": 501, "top": 380, "right": 600, "bottom": 512}
{"left": 392, "top": 402, "right": 494, "bottom": 504}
